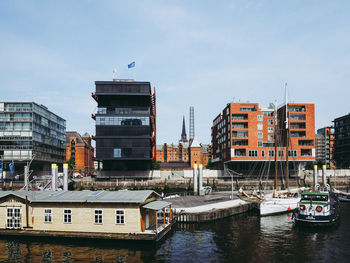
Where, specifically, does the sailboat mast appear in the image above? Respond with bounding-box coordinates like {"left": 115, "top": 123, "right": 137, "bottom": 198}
{"left": 274, "top": 102, "right": 278, "bottom": 190}
{"left": 285, "top": 82, "right": 289, "bottom": 189}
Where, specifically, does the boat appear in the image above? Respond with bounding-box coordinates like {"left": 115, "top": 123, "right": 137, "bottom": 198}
{"left": 333, "top": 189, "right": 350, "bottom": 202}
{"left": 293, "top": 190, "right": 340, "bottom": 226}
{"left": 293, "top": 165, "right": 340, "bottom": 226}
{"left": 258, "top": 84, "right": 303, "bottom": 216}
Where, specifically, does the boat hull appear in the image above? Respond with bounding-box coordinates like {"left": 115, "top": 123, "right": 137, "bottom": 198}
{"left": 259, "top": 197, "right": 300, "bottom": 216}
{"left": 293, "top": 214, "right": 339, "bottom": 227}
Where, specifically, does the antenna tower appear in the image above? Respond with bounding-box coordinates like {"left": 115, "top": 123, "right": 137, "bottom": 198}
{"left": 189, "top": 106, "right": 195, "bottom": 140}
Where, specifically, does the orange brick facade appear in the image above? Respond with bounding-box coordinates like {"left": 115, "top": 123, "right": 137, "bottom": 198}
{"left": 156, "top": 141, "right": 211, "bottom": 169}
{"left": 66, "top": 132, "right": 95, "bottom": 176}
{"left": 212, "top": 102, "right": 315, "bottom": 166}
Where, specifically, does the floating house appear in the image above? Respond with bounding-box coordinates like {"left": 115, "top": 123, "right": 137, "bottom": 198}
{"left": 0, "top": 190, "right": 173, "bottom": 241}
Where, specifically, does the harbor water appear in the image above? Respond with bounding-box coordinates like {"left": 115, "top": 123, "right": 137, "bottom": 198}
{"left": 0, "top": 203, "right": 349, "bottom": 262}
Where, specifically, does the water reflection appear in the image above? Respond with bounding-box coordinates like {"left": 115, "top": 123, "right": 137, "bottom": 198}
{"left": 0, "top": 204, "right": 349, "bottom": 262}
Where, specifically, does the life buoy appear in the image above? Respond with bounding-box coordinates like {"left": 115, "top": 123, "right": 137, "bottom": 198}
{"left": 299, "top": 204, "right": 306, "bottom": 210}
{"left": 316, "top": 205, "right": 323, "bottom": 212}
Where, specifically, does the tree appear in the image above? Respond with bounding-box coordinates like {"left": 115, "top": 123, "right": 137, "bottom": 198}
{"left": 68, "top": 158, "right": 75, "bottom": 170}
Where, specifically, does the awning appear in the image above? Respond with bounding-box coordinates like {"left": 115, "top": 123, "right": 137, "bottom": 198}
{"left": 142, "top": 200, "right": 171, "bottom": 210}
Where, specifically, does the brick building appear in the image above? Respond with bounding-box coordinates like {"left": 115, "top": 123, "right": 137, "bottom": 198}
{"left": 156, "top": 140, "right": 211, "bottom": 169}
{"left": 66, "top": 131, "right": 94, "bottom": 176}
{"left": 211, "top": 102, "right": 315, "bottom": 175}
{"left": 333, "top": 114, "right": 350, "bottom": 168}
{"left": 315, "top": 126, "right": 335, "bottom": 169}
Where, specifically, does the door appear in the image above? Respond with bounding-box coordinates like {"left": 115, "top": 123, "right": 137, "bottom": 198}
{"left": 145, "top": 213, "right": 149, "bottom": 229}
{"left": 6, "top": 208, "right": 21, "bottom": 229}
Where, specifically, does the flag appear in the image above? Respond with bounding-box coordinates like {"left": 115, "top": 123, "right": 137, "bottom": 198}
{"left": 128, "top": 61, "right": 135, "bottom": 68}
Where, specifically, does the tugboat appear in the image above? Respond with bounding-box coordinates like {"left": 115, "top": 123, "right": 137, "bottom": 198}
{"left": 293, "top": 165, "right": 340, "bottom": 226}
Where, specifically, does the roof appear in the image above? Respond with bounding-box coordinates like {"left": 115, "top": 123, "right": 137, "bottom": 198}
{"left": 142, "top": 200, "right": 171, "bottom": 210}
{"left": 66, "top": 131, "right": 89, "bottom": 146}
{"left": 190, "top": 137, "right": 201, "bottom": 148}
{"left": 0, "top": 190, "right": 158, "bottom": 204}
{"left": 82, "top": 132, "right": 90, "bottom": 138}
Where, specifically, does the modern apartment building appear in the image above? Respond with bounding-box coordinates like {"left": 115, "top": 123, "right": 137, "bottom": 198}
{"left": 315, "top": 126, "right": 335, "bottom": 169}
{"left": 66, "top": 131, "right": 95, "bottom": 176}
{"left": 92, "top": 80, "right": 155, "bottom": 173}
{"left": 211, "top": 102, "right": 315, "bottom": 175}
{"left": 333, "top": 114, "right": 350, "bottom": 168}
{"left": 0, "top": 102, "right": 66, "bottom": 176}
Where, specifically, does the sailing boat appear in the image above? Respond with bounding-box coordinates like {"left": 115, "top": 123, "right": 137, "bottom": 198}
{"left": 259, "top": 83, "right": 303, "bottom": 216}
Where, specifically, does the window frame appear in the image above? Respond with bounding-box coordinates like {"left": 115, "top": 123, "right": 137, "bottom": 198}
{"left": 94, "top": 209, "right": 103, "bottom": 225}
{"left": 115, "top": 209, "right": 125, "bottom": 225}
{"left": 44, "top": 208, "right": 52, "bottom": 223}
{"left": 63, "top": 209, "right": 72, "bottom": 224}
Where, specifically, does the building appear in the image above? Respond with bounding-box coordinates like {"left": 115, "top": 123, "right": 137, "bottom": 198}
{"left": 156, "top": 141, "right": 211, "bottom": 169}
{"left": 92, "top": 80, "right": 156, "bottom": 174}
{"left": 66, "top": 132, "right": 95, "bottom": 176}
{"left": 333, "top": 114, "right": 350, "bottom": 168}
{"left": 211, "top": 102, "right": 315, "bottom": 175}
{"left": 315, "top": 126, "right": 335, "bottom": 169}
{"left": 0, "top": 190, "right": 173, "bottom": 241}
{"left": 0, "top": 102, "right": 66, "bottom": 176}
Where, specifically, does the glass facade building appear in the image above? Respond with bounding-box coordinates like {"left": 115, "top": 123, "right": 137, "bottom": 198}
{"left": 0, "top": 102, "right": 66, "bottom": 174}
{"left": 93, "top": 80, "right": 155, "bottom": 171}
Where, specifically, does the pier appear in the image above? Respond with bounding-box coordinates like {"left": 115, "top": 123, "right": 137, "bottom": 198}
{"left": 170, "top": 192, "right": 254, "bottom": 222}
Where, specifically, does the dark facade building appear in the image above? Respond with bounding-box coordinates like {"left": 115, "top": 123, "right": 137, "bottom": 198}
{"left": 333, "top": 114, "right": 350, "bottom": 168}
{"left": 0, "top": 102, "right": 66, "bottom": 176}
{"left": 92, "top": 80, "right": 155, "bottom": 173}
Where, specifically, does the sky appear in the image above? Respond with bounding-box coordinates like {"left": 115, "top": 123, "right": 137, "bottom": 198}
{"left": 1, "top": 0, "right": 350, "bottom": 144}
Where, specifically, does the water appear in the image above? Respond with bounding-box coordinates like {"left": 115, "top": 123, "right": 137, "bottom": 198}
{"left": 1, "top": 203, "right": 350, "bottom": 262}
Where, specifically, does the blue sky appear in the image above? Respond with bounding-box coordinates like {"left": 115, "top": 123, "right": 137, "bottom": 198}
{"left": 1, "top": 0, "right": 350, "bottom": 144}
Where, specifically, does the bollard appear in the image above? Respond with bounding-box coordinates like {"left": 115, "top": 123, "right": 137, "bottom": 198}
{"left": 24, "top": 165, "right": 29, "bottom": 191}
{"left": 193, "top": 164, "right": 198, "bottom": 196}
{"left": 198, "top": 164, "right": 203, "bottom": 196}
{"left": 51, "top": 164, "right": 57, "bottom": 191}
{"left": 63, "top": 163, "right": 68, "bottom": 191}
{"left": 322, "top": 165, "right": 327, "bottom": 187}
{"left": 313, "top": 165, "right": 318, "bottom": 190}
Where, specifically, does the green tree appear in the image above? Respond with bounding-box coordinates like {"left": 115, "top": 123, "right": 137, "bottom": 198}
{"left": 68, "top": 157, "right": 75, "bottom": 170}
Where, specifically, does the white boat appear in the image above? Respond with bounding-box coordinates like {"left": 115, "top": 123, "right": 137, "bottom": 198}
{"left": 333, "top": 189, "right": 350, "bottom": 202}
{"left": 258, "top": 85, "right": 303, "bottom": 216}
{"left": 259, "top": 192, "right": 300, "bottom": 216}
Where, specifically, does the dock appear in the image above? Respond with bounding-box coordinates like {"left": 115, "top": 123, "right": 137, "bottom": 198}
{"left": 170, "top": 192, "right": 254, "bottom": 222}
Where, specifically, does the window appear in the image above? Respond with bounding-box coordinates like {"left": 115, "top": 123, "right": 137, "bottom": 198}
{"left": 258, "top": 141, "right": 263, "bottom": 147}
{"left": 278, "top": 150, "right": 284, "bottom": 157}
{"left": 248, "top": 150, "right": 258, "bottom": 157}
{"left": 268, "top": 150, "right": 275, "bottom": 157}
{"left": 268, "top": 135, "right": 274, "bottom": 141}
{"left": 113, "top": 148, "right": 121, "bottom": 158}
{"left": 116, "top": 210, "right": 125, "bottom": 224}
{"left": 257, "top": 115, "right": 263, "bottom": 122}
{"left": 257, "top": 123, "right": 263, "bottom": 130}
{"left": 257, "top": 132, "right": 263, "bottom": 139}
{"left": 261, "top": 150, "right": 265, "bottom": 157}
{"left": 44, "top": 209, "right": 52, "bottom": 223}
{"left": 288, "top": 150, "right": 297, "bottom": 157}
{"left": 95, "top": 210, "right": 103, "bottom": 224}
{"left": 268, "top": 119, "right": 274, "bottom": 125}
{"left": 64, "top": 209, "right": 72, "bottom": 223}
{"left": 268, "top": 127, "right": 274, "bottom": 133}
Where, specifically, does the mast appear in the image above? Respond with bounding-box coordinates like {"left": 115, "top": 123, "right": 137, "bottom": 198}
{"left": 285, "top": 83, "right": 289, "bottom": 189}
{"left": 274, "top": 101, "right": 278, "bottom": 190}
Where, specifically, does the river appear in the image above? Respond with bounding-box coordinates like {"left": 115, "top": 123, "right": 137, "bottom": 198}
{"left": 0, "top": 203, "right": 349, "bottom": 262}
